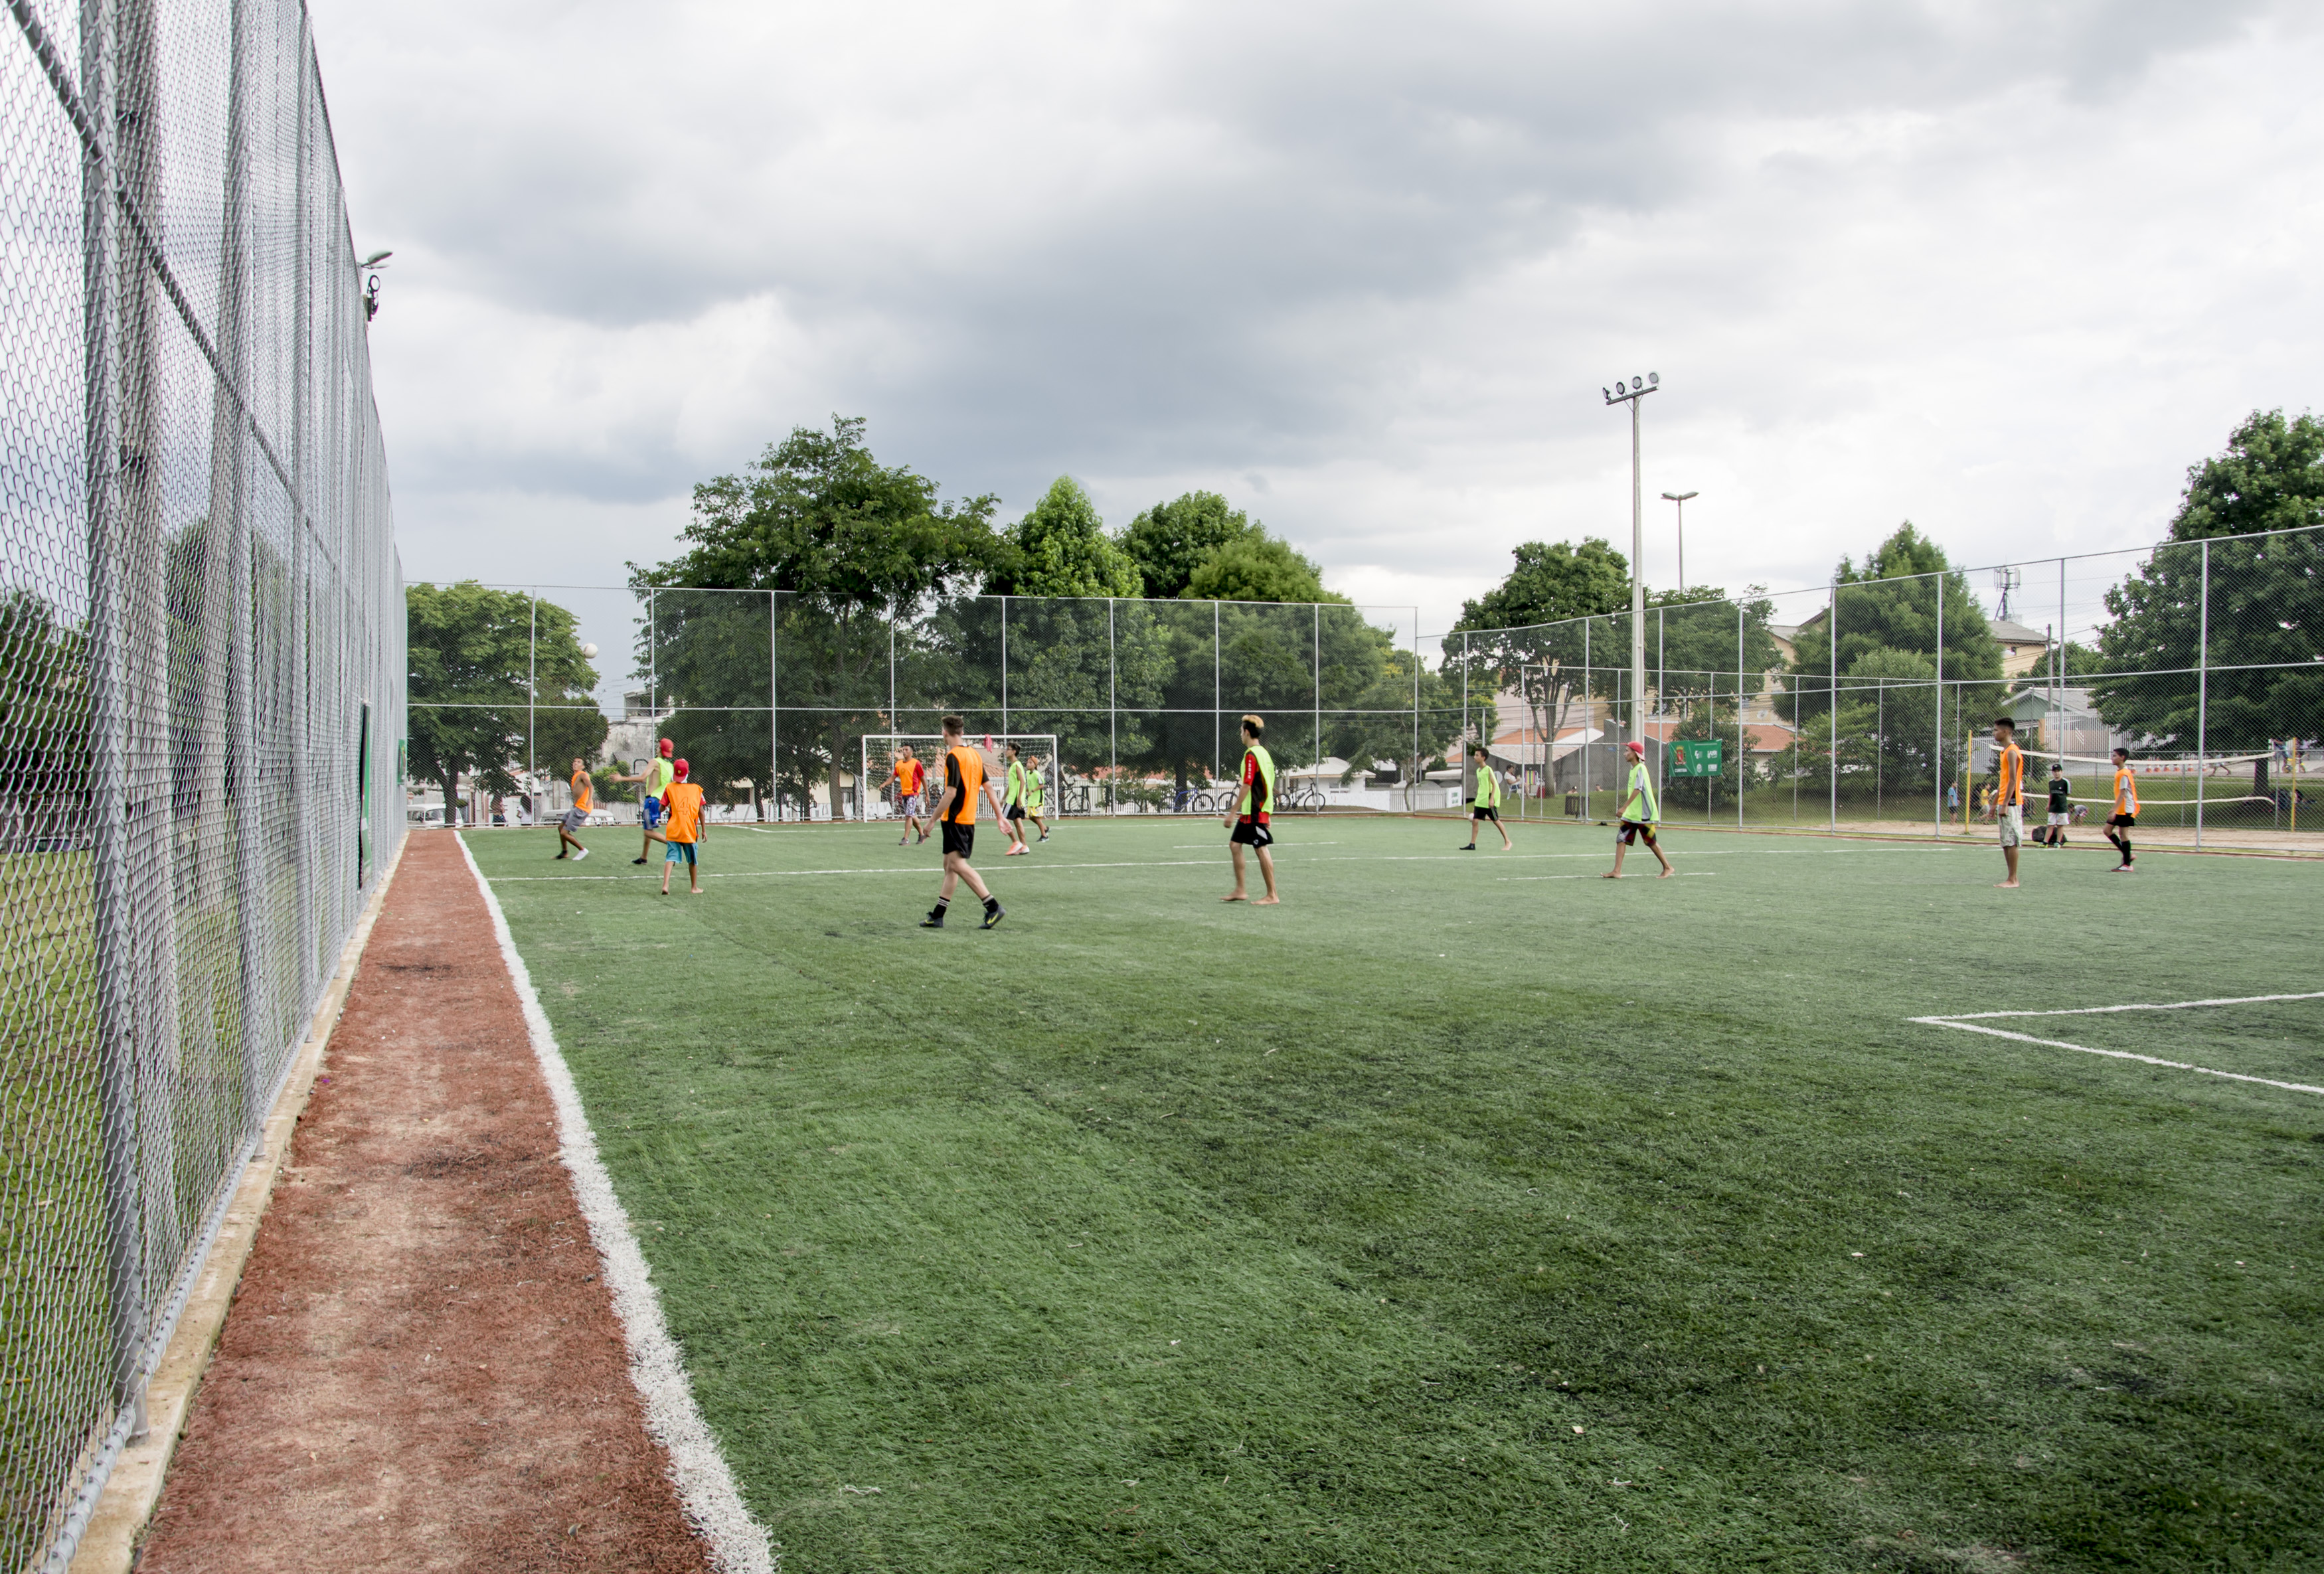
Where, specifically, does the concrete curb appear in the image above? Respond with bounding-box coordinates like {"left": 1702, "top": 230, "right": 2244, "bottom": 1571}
{"left": 66, "top": 832, "right": 412, "bottom": 1574}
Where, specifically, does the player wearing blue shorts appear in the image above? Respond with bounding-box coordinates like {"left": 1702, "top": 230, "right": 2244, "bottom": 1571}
{"left": 617, "top": 739, "right": 675, "bottom": 864}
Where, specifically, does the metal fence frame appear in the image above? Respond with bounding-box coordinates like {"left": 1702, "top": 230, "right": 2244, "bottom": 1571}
{"left": 4, "top": 1, "right": 403, "bottom": 1565}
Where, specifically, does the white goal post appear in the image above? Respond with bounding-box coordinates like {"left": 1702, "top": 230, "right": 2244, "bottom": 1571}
{"left": 861, "top": 734, "right": 1062, "bottom": 820}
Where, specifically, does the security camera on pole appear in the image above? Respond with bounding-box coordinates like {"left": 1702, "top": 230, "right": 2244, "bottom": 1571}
{"left": 1602, "top": 372, "right": 1659, "bottom": 788}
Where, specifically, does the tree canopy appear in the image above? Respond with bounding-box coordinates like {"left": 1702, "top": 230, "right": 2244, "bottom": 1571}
{"left": 2092, "top": 412, "right": 2323, "bottom": 783}
{"left": 639, "top": 417, "right": 1005, "bottom": 814}
{"left": 406, "top": 583, "right": 605, "bottom": 816}
{"left": 1183, "top": 535, "right": 1337, "bottom": 603}
{"left": 1121, "top": 491, "right": 1261, "bottom": 599}
{"left": 987, "top": 477, "right": 1143, "bottom": 598}
{"left": 1780, "top": 522, "right": 2002, "bottom": 726}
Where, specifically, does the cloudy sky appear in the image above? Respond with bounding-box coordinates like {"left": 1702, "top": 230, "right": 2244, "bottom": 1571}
{"left": 317, "top": 0, "right": 2322, "bottom": 642}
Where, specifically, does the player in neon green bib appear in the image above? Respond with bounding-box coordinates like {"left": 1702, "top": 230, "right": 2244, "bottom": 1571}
{"left": 1459, "top": 743, "right": 1513, "bottom": 850}
{"left": 1001, "top": 743, "right": 1032, "bottom": 856}
{"left": 1022, "top": 751, "right": 1050, "bottom": 842}
{"left": 1221, "top": 714, "right": 1280, "bottom": 904}
{"left": 1604, "top": 740, "right": 1672, "bottom": 878}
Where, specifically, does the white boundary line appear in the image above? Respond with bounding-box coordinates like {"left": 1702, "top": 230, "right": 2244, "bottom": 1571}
{"left": 457, "top": 834, "right": 777, "bottom": 1574}
{"left": 1910, "top": 991, "right": 2324, "bottom": 1097}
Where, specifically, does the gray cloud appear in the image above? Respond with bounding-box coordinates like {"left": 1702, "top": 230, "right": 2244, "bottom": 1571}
{"left": 321, "top": 0, "right": 2319, "bottom": 631}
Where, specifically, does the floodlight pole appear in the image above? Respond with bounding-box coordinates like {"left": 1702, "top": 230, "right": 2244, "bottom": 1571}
{"left": 1603, "top": 374, "right": 1659, "bottom": 781}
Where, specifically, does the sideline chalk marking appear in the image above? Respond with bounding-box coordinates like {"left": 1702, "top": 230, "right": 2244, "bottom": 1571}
{"left": 458, "top": 835, "right": 777, "bottom": 1573}
{"left": 1911, "top": 992, "right": 2324, "bottom": 1097}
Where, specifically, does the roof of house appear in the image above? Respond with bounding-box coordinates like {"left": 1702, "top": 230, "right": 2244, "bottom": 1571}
{"left": 1989, "top": 617, "right": 2051, "bottom": 647}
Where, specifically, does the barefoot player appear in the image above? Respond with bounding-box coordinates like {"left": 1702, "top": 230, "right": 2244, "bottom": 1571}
{"left": 887, "top": 744, "right": 931, "bottom": 846}
{"left": 658, "top": 758, "right": 706, "bottom": 896}
{"left": 1221, "top": 714, "right": 1280, "bottom": 904}
{"left": 1023, "top": 751, "right": 1051, "bottom": 842}
{"left": 1993, "top": 716, "right": 2025, "bottom": 888}
{"left": 1001, "top": 742, "right": 1032, "bottom": 856}
{"left": 921, "top": 716, "right": 1008, "bottom": 929}
{"left": 555, "top": 757, "right": 592, "bottom": 860}
{"left": 1459, "top": 744, "right": 1512, "bottom": 850}
{"left": 616, "top": 739, "right": 675, "bottom": 864}
{"left": 1604, "top": 740, "right": 1673, "bottom": 879}
{"left": 2106, "top": 746, "right": 2139, "bottom": 872}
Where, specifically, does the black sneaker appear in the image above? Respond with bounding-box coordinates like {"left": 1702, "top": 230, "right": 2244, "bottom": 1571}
{"left": 1459, "top": 843, "right": 1476, "bottom": 850}
{"left": 981, "top": 904, "right": 1006, "bottom": 930}
{"left": 555, "top": 852, "right": 567, "bottom": 859}
{"left": 631, "top": 856, "right": 649, "bottom": 865}
{"left": 920, "top": 910, "right": 946, "bottom": 928}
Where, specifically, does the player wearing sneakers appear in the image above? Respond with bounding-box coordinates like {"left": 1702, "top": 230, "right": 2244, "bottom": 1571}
{"left": 2040, "top": 761, "right": 2071, "bottom": 847}
{"left": 888, "top": 745, "right": 930, "bottom": 845}
{"left": 1604, "top": 740, "right": 1672, "bottom": 879}
{"left": 922, "top": 716, "right": 1008, "bottom": 929}
{"left": 1992, "top": 716, "right": 2025, "bottom": 888}
{"left": 2106, "top": 747, "right": 2139, "bottom": 871}
{"left": 556, "top": 757, "right": 593, "bottom": 860}
{"left": 1459, "top": 744, "right": 1512, "bottom": 850}
{"left": 1001, "top": 742, "right": 1031, "bottom": 855}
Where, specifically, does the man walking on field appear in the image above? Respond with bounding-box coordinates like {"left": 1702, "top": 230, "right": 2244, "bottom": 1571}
{"left": 1992, "top": 716, "right": 2025, "bottom": 888}
{"left": 887, "top": 744, "right": 931, "bottom": 846}
{"left": 658, "top": 758, "right": 706, "bottom": 896}
{"left": 1222, "top": 714, "right": 1280, "bottom": 904}
{"left": 2105, "top": 746, "right": 2139, "bottom": 872}
{"left": 922, "top": 716, "right": 1008, "bottom": 929}
{"left": 1604, "top": 740, "right": 1672, "bottom": 879}
{"left": 1023, "top": 751, "right": 1051, "bottom": 842}
{"left": 555, "top": 757, "right": 592, "bottom": 860}
{"left": 1459, "top": 744, "right": 1512, "bottom": 851}
{"left": 1001, "top": 742, "right": 1032, "bottom": 856}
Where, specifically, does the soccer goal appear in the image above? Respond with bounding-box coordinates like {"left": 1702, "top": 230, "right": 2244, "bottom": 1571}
{"left": 861, "top": 734, "right": 1062, "bottom": 821}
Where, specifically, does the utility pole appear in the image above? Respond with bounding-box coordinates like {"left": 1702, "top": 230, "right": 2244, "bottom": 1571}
{"left": 1661, "top": 491, "right": 1697, "bottom": 593}
{"left": 1604, "top": 373, "right": 1660, "bottom": 776}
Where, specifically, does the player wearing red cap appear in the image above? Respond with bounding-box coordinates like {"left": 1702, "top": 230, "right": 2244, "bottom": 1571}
{"left": 659, "top": 757, "right": 706, "bottom": 896}
{"left": 1604, "top": 740, "right": 1673, "bottom": 879}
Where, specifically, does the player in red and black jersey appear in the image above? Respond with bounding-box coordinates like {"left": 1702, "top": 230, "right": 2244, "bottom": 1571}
{"left": 1221, "top": 714, "right": 1280, "bottom": 905}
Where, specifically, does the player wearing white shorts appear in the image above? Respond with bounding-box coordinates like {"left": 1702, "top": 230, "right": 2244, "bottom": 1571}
{"left": 1992, "top": 716, "right": 2025, "bottom": 888}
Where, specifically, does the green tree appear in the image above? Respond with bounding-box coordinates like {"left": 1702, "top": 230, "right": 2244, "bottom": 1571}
{"left": 407, "top": 583, "right": 605, "bottom": 821}
{"left": 2092, "top": 411, "right": 2324, "bottom": 796}
{"left": 989, "top": 477, "right": 1143, "bottom": 598}
{"left": 1182, "top": 536, "right": 1331, "bottom": 603}
{"left": 1121, "top": 491, "right": 1260, "bottom": 599}
{"left": 1443, "top": 538, "right": 1632, "bottom": 768}
{"left": 641, "top": 417, "right": 1003, "bottom": 819}
{"left": 1781, "top": 522, "right": 2003, "bottom": 728}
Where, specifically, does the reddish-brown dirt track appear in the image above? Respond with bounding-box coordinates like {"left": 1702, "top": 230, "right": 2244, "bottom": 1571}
{"left": 137, "top": 831, "right": 713, "bottom": 1574}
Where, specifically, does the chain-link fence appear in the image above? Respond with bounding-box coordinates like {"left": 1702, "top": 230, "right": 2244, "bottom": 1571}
{"left": 3, "top": 0, "right": 403, "bottom": 1563}
{"left": 1446, "top": 524, "right": 2323, "bottom": 848}
{"left": 409, "top": 590, "right": 1463, "bottom": 823}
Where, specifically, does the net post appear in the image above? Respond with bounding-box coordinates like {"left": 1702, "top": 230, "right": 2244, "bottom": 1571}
{"left": 1828, "top": 576, "right": 1837, "bottom": 834}
{"left": 1736, "top": 600, "right": 1746, "bottom": 831}
{"left": 1933, "top": 570, "right": 1944, "bottom": 838}
{"left": 769, "top": 590, "right": 778, "bottom": 821}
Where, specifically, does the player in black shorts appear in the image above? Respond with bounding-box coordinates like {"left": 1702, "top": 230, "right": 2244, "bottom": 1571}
{"left": 922, "top": 716, "right": 1010, "bottom": 929}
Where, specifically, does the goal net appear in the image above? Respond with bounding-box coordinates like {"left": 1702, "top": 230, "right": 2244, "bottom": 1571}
{"left": 861, "top": 734, "right": 1062, "bottom": 821}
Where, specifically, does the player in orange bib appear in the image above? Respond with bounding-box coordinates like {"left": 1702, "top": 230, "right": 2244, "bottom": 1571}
{"left": 2105, "top": 746, "right": 2140, "bottom": 872}
{"left": 921, "top": 716, "right": 1008, "bottom": 929}
{"left": 1991, "top": 716, "right": 2025, "bottom": 888}
{"left": 659, "top": 759, "right": 706, "bottom": 896}
{"left": 887, "top": 745, "right": 931, "bottom": 846}
{"left": 556, "top": 756, "right": 592, "bottom": 860}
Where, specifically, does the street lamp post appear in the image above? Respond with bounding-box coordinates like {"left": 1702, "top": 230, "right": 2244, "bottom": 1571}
{"left": 1661, "top": 490, "right": 1697, "bottom": 593}
{"left": 1603, "top": 373, "right": 1659, "bottom": 775}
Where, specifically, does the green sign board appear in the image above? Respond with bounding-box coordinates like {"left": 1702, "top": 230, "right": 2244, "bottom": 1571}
{"left": 1669, "top": 738, "right": 1724, "bottom": 778}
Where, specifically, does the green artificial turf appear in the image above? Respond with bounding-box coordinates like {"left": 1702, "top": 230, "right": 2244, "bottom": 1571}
{"left": 468, "top": 817, "right": 2323, "bottom": 1573}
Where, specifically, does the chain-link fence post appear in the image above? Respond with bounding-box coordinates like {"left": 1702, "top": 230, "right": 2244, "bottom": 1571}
{"left": 2196, "top": 537, "right": 2209, "bottom": 848}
